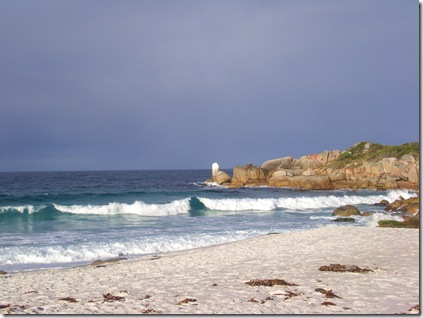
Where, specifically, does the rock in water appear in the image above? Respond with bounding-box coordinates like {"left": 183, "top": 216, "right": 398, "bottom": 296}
{"left": 212, "top": 162, "right": 220, "bottom": 181}
{"left": 215, "top": 171, "right": 231, "bottom": 185}
{"left": 332, "top": 205, "right": 362, "bottom": 216}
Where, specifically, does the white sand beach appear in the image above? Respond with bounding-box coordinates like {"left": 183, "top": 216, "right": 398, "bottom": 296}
{"left": 0, "top": 226, "right": 419, "bottom": 315}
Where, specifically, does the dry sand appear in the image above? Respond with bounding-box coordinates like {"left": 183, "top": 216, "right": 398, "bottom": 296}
{"left": 0, "top": 226, "right": 419, "bottom": 315}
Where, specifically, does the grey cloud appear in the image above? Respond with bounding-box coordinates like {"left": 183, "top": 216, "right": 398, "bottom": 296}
{"left": 0, "top": 0, "right": 418, "bottom": 171}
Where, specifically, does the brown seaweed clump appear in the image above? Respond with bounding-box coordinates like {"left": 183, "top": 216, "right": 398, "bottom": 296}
{"left": 245, "top": 279, "right": 298, "bottom": 287}
{"left": 319, "top": 264, "right": 373, "bottom": 273}
{"left": 58, "top": 297, "right": 78, "bottom": 303}
{"left": 102, "top": 293, "right": 125, "bottom": 302}
{"left": 315, "top": 288, "right": 341, "bottom": 299}
{"left": 176, "top": 298, "right": 197, "bottom": 305}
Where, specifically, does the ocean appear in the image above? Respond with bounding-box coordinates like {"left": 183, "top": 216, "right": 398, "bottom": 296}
{"left": 0, "top": 169, "right": 416, "bottom": 273}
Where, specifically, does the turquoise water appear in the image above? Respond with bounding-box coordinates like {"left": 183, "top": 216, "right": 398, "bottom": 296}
{"left": 0, "top": 170, "right": 415, "bottom": 272}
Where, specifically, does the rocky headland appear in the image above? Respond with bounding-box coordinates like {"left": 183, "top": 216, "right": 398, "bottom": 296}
{"left": 207, "top": 141, "right": 419, "bottom": 191}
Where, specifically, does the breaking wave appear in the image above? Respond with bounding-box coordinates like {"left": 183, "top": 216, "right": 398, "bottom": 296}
{"left": 0, "top": 189, "right": 415, "bottom": 217}
{"left": 198, "top": 189, "right": 416, "bottom": 211}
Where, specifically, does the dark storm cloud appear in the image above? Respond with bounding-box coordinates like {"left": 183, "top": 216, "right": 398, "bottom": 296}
{"left": 0, "top": 0, "right": 419, "bottom": 171}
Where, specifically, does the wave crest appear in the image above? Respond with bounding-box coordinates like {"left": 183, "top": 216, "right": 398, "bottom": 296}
{"left": 198, "top": 189, "right": 416, "bottom": 211}
{"left": 53, "top": 198, "right": 191, "bottom": 216}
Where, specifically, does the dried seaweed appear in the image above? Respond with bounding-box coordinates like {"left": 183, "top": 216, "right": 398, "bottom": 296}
{"left": 103, "top": 293, "right": 125, "bottom": 302}
{"left": 315, "top": 288, "right": 341, "bottom": 299}
{"left": 140, "top": 295, "right": 151, "bottom": 300}
{"left": 247, "top": 297, "right": 259, "bottom": 303}
{"left": 0, "top": 304, "right": 10, "bottom": 309}
{"left": 409, "top": 304, "right": 420, "bottom": 311}
{"left": 245, "top": 279, "right": 298, "bottom": 287}
{"left": 319, "top": 263, "right": 373, "bottom": 273}
{"left": 321, "top": 301, "right": 336, "bottom": 306}
{"left": 58, "top": 297, "right": 77, "bottom": 303}
{"left": 247, "top": 296, "right": 274, "bottom": 304}
{"left": 142, "top": 308, "right": 158, "bottom": 314}
{"left": 284, "top": 291, "right": 301, "bottom": 300}
{"left": 176, "top": 298, "right": 197, "bottom": 305}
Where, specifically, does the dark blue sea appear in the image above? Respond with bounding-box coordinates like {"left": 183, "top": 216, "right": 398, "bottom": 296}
{"left": 0, "top": 169, "right": 416, "bottom": 272}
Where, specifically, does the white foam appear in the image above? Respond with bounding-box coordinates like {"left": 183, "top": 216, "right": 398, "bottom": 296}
{"left": 310, "top": 212, "right": 406, "bottom": 228}
{"left": 0, "top": 232, "right": 257, "bottom": 267}
{"left": 53, "top": 198, "right": 191, "bottom": 216}
{"left": 0, "top": 205, "right": 41, "bottom": 214}
{"left": 198, "top": 189, "right": 416, "bottom": 212}
{"left": 366, "top": 212, "right": 405, "bottom": 228}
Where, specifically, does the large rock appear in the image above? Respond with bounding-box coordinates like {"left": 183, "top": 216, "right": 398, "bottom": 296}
{"left": 232, "top": 166, "right": 249, "bottom": 183}
{"left": 376, "top": 177, "right": 398, "bottom": 190}
{"left": 401, "top": 154, "right": 416, "bottom": 163}
{"left": 332, "top": 205, "right": 361, "bottom": 217}
{"left": 232, "top": 164, "right": 267, "bottom": 186}
{"left": 247, "top": 166, "right": 267, "bottom": 180}
{"left": 408, "top": 163, "right": 419, "bottom": 184}
{"left": 267, "top": 176, "right": 293, "bottom": 188}
{"left": 381, "top": 158, "right": 402, "bottom": 177}
{"left": 296, "top": 176, "right": 333, "bottom": 190}
{"left": 261, "top": 157, "right": 293, "bottom": 171}
{"left": 268, "top": 175, "right": 332, "bottom": 190}
{"left": 363, "top": 161, "right": 384, "bottom": 176}
{"left": 215, "top": 171, "right": 231, "bottom": 185}
{"left": 292, "top": 155, "right": 322, "bottom": 170}
{"left": 327, "top": 169, "right": 346, "bottom": 182}
{"left": 211, "top": 162, "right": 220, "bottom": 181}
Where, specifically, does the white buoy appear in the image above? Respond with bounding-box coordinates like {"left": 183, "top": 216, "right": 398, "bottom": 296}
{"left": 212, "top": 162, "right": 220, "bottom": 181}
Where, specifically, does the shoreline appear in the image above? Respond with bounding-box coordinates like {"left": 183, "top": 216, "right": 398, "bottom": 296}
{"left": 0, "top": 226, "right": 419, "bottom": 314}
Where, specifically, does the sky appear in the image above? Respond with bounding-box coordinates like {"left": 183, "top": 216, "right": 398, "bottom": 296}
{"left": 0, "top": 0, "right": 419, "bottom": 171}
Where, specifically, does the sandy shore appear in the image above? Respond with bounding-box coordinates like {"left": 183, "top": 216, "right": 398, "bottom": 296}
{"left": 0, "top": 226, "right": 419, "bottom": 315}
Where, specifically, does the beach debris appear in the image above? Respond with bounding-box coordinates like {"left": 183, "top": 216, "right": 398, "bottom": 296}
{"left": 247, "top": 297, "right": 259, "bottom": 303}
{"left": 406, "top": 304, "right": 420, "bottom": 314}
{"left": 150, "top": 255, "right": 161, "bottom": 260}
{"left": 247, "top": 296, "right": 274, "bottom": 304}
{"left": 0, "top": 270, "right": 7, "bottom": 275}
{"left": 283, "top": 291, "right": 301, "bottom": 300}
{"left": 398, "top": 304, "right": 420, "bottom": 314}
{"left": 2, "top": 304, "right": 27, "bottom": 314}
{"left": 315, "top": 288, "right": 341, "bottom": 299}
{"left": 142, "top": 308, "right": 158, "bottom": 314}
{"left": 245, "top": 279, "right": 298, "bottom": 287}
{"left": 321, "top": 301, "right": 336, "bottom": 306}
{"left": 58, "top": 297, "right": 78, "bottom": 303}
{"left": 25, "top": 290, "right": 38, "bottom": 294}
{"left": 211, "top": 283, "right": 218, "bottom": 286}
{"left": 91, "top": 257, "right": 127, "bottom": 266}
{"left": 140, "top": 294, "right": 151, "bottom": 300}
{"left": 102, "top": 293, "right": 125, "bottom": 303}
{"left": 319, "top": 263, "right": 373, "bottom": 273}
{"left": 176, "top": 298, "right": 197, "bottom": 305}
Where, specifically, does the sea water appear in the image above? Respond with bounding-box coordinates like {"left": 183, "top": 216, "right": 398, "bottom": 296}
{"left": 0, "top": 170, "right": 416, "bottom": 272}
